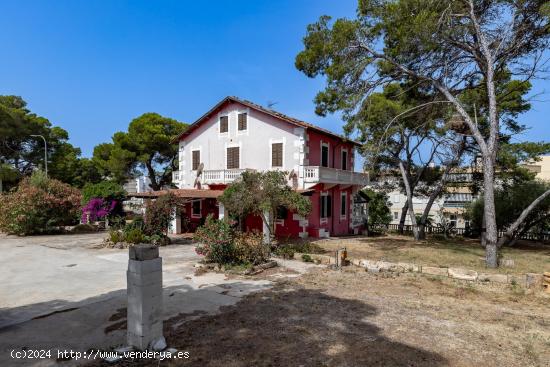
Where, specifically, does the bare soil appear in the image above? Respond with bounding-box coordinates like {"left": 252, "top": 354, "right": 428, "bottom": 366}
{"left": 93, "top": 265, "right": 550, "bottom": 367}
{"left": 314, "top": 234, "right": 550, "bottom": 274}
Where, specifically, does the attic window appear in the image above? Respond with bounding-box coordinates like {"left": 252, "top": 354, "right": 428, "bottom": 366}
{"left": 220, "top": 116, "right": 229, "bottom": 133}
{"left": 238, "top": 113, "right": 247, "bottom": 131}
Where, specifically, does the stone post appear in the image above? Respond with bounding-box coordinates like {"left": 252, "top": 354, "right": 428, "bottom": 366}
{"left": 127, "top": 244, "right": 165, "bottom": 351}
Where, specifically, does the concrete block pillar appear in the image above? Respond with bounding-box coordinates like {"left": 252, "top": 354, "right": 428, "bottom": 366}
{"left": 127, "top": 244, "right": 165, "bottom": 351}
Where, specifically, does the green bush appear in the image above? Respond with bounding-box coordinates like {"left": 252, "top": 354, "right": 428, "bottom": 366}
{"left": 81, "top": 181, "right": 126, "bottom": 203}
{"left": 194, "top": 215, "right": 236, "bottom": 264}
{"left": 301, "top": 254, "right": 313, "bottom": 262}
{"left": 124, "top": 228, "right": 146, "bottom": 244}
{"left": 0, "top": 172, "right": 82, "bottom": 235}
{"left": 108, "top": 229, "right": 124, "bottom": 244}
{"left": 234, "top": 231, "right": 270, "bottom": 265}
{"left": 274, "top": 246, "right": 295, "bottom": 259}
{"left": 144, "top": 193, "right": 183, "bottom": 236}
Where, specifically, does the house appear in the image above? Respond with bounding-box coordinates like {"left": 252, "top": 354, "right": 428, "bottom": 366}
{"left": 522, "top": 155, "right": 550, "bottom": 181}
{"left": 167, "top": 96, "right": 369, "bottom": 238}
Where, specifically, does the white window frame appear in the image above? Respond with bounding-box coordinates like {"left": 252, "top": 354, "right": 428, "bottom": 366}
{"left": 340, "top": 191, "right": 347, "bottom": 219}
{"left": 191, "top": 199, "right": 202, "bottom": 218}
{"left": 320, "top": 191, "right": 329, "bottom": 224}
{"left": 236, "top": 108, "right": 249, "bottom": 136}
{"left": 218, "top": 113, "right": 229, "bottom": 137}
{"left": 225, "top": 142, "right": 242, "bottom": 170}
{"left": 321, "top": 141, "right": 330, "bottom": 167}
{"left": 269, "top": 138, "right": 285, "bottom": 169}
{"left": 341, "top": 148, "right": 348, "bottom": 171}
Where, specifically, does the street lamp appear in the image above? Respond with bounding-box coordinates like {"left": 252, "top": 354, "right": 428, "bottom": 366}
{"left": 30, "top": 134, "right": 48, "bottom": 176}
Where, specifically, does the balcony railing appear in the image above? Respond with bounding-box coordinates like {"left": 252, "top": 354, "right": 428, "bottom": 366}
{"left": 303, "top": 166, "right": 369, "bottom": 186}
{"left": 202, "top": 169, "right": 247, "bottom": 184}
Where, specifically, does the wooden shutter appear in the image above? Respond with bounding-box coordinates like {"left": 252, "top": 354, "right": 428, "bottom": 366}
{"left": 227, "top": 147, "right": 240, "bottom": 169}
{"left": 340, "top": 193, "right": 346, "bottom": 216}
{"left": 327, "top": 195, "right": 332, "bottom": 217}
{"left": 220, "top": 116, "right": 229, "bottom": 133}
{"left": 238, "top": 113, "right": 247, "bottom": 130}
{"left": 192, "top": 150, "right": 200, "bottom": 170}
{"left": 271, "top": 143, "right": 283, "bottom": 167}
{"left": 320, "top": 195, "right": 326, "bottom": 219}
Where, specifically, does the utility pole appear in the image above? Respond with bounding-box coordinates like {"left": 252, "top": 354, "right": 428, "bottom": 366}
{"left": 30, "top": 135, "right": 48, "bottom": 176}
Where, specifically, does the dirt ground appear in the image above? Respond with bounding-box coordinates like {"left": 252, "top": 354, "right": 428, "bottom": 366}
{"left": 314, "top": 234, "right": 550, "bottom": 274}
{"left": 93, "top": 265, "right": 550, "bottom": 367}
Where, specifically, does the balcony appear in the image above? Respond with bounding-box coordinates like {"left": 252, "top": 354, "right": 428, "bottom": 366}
{"left": 303, "top": 166, "right": 369, "bottom": 186}
{"left": 202, "top": 169, "right": 248, "bottom": 184}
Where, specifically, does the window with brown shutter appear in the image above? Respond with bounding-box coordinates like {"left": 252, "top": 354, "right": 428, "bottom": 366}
{"left": 192, "top": 150, "right": 200, "bottom": 170}
{"left": 238, "top": 113, "right": 247, "bottom": 131}
{"left": 220, "top": 116, "right": 229, "bottom": 133}
{"left": 227, "top": 147, "right": 240, "bottom": 169}
{"left": 271, "top": 143, "right": 283, "bottom": 167}
{"left": 321, "top": 144, "right": 329, "bottom": 167}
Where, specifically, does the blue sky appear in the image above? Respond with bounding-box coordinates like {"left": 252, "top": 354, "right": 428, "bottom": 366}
{"left": 0, "top": 0, "right": 548, "bottom": 159}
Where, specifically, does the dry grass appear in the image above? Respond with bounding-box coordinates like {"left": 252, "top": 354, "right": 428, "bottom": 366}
{"left": 91, "top": 266, "right": 550, "bottom": 367}
{"left": 313, "top": 234, "right": 550, "bottom": 274}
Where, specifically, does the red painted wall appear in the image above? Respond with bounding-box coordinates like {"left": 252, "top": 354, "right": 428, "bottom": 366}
{"left": 306, "top": 130, "right": 355, "bottom": 170}
{"left": 305, "top": 185, "right": 353, "bottom": 237}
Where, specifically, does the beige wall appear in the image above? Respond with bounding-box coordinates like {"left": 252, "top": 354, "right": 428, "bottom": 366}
{"left": 523, "top": 155, "right": 550, "bottom": 181}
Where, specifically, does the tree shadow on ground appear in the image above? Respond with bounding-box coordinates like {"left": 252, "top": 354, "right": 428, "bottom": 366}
{"left": 102, "top": 284, "right": 448, "bottom": 367}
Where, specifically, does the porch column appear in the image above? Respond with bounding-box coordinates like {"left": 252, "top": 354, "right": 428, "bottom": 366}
{"left": 218, "top": 202, "right": 225, "bottom": 220}
{"left": 169, "top": 207, "right": 181, "bottom": 234}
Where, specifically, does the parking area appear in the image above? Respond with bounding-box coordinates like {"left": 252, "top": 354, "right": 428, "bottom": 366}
{"left": 0, "top": 233, "right": 271, "bottom": 366}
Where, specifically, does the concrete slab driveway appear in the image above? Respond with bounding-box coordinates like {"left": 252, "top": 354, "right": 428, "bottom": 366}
{"left": 0, "top": 233, "right": 271, "bottom": 366}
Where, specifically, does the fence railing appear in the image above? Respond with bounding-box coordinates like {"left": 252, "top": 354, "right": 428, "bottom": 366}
{"left": 370, "top": 223, "right": 550, "bottom": 242}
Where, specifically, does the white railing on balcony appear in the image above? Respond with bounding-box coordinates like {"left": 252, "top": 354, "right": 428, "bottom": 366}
{"left": 202, "top": 169, "right": 247, "bottom": 184}
{"left": 303, "top": 166, "right": 369, "bottom": 186}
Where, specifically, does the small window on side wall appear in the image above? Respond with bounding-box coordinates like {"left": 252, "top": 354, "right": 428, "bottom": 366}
{"left": 220, "top": 116, "right": 229, "bottom": 133}
{"left": 192, "top": 150, "right": 200, "bottom": 170}
{"left": 192, "top": 200, "right": 201, "bottom": 218}
{"left": 341, "top": 149, "right": 348, "bottom": 170}
{"left": 238, "top": 113, "right": 247, "bottom": 131}
{"left": 271, "top": 143, "right": 283, "bottom": 167}
{"left": 321, "top": 144, "right": 329, "bottom": 167}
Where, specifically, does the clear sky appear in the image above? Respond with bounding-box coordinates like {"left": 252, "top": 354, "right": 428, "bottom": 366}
{"left": 0, "top": 0, "right": 548, "bottom": 159}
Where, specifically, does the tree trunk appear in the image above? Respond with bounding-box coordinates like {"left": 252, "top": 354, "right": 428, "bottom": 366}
{"left": 482, "top": 156, "right": 499, "bottom": 268}
{"left": 398, "top": 201, "right": 408, "bottom": 234}
{"left": 146, "top": 161, "right": 160, "bottom": 191}
{"left": 399, "top": 161, "right": 419, "bottom": 240}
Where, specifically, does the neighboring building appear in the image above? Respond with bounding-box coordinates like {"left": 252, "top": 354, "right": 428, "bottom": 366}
{"left": 522, "top": 155, "right": 550, "bottom": 181}
{"left": 123, "top": 176, "right": 152, "bottom": 214}
{"left": 167, "top": 96, "right": 369, "bottom": 237}
{"left": 382, "top": 170, "right": 477, "bottom": 230}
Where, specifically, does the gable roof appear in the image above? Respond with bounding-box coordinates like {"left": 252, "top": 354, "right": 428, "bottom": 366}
{"left": 172, "top": 96, "right": 360, "bottom": 145}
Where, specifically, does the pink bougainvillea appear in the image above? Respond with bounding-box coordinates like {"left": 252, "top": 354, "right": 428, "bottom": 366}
{"left": 81, "top": 198, "right": 117, "bottom": 223}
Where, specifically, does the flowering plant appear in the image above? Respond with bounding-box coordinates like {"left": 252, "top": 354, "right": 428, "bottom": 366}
{"left": 81, "top": 198, "right": 117, "bottom": 223}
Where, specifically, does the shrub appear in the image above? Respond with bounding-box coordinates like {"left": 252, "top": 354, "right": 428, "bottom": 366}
{"left": 274, "top": 246, "right": 295, "bottom": 259}
{"left": 234, "top": 231, "right": 270, "bottom": 265}
{"left": 124, "top": 228, "right": 146, "bottom": 244}
{"left": 82, "top": 181, "right": 126, "bottom": 203}
{"left": 194, "top": 215, "right": 236, "bottom": 264}
{"left": 108, "top": 229, "right": 124, "bottom": 244}
{"left": 0, "top": 172, "right": 82, "bottom": 235}
{"left": 144, "top": 193, "right": 184, "bottom": 236}
{"left": 301, "top": 254, "right": 313, "bottom": 262}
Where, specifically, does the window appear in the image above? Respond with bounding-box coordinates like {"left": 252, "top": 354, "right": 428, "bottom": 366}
{"left": 393, "top": 211, "right": 399, "bottom": 220}
{"left": 341, "top": 149, "right": 348, "bottom": 170}
{"left": 192, "top": 150, "right": 200, "bottom": 171}
{"left": 192, "top": 200, "right": 201, "bottom": 218}
{"left": 271, "top": 143, "right": 283, "bottom": 167}
{"left": 340, "top": 192, "right": 347, "bottom": 218}
{"left": 238, "top": 113, "right": 247, "bottom": 131}
{"left": 320, "top": 194, "right": 332, "bottom": 220}
{"left": 227, "top": 147, "right": 240, "bottom": 169}
{"left": 450, "top": 214, "right": 457, "bottom": 228}
{"left": 321, "top": 143, "right": 329, "bottom": 167}
{"left": 220, "top": 116, "right": 229, "bottom": 133}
